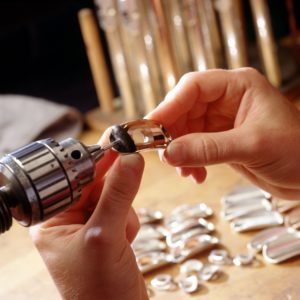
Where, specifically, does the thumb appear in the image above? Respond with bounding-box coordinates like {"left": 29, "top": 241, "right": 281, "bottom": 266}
{"left": 85, "top": 154, "right": 144, "bottom": 240}
{"left": 164, "top": 129, "right": 250, "bottom": 166}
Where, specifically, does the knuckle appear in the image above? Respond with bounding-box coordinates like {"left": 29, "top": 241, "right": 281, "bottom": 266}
{"left": 197, "top": 137, "right": 220, "bottom": 165}
{"left": 83, "top": 226, "right": 114, "bottom": 248}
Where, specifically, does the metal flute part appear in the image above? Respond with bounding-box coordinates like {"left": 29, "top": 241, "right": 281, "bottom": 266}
{"left": 0, "top": 138, "right": 113, "bottom": 234}
{"left": 249, "top": 0, "right": 281, "bottom": 87}
{"left": 95, "top": 0, "right": 137, "bottom": 118}
{"left": 182, "top": 0, "right": 208, "bottom": 71}
{"left": 117, "top": 0, "right": 158, "bottom": 115}
{"left": 215, "top": 0, "right": 248, "bottom": 69}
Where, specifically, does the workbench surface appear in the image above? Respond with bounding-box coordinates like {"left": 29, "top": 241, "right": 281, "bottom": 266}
{"left": 1, "top": 129, "right": 299, "bottom": 300}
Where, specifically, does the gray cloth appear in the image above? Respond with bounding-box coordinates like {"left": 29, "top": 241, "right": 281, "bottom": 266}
{"left": 0, "top": 95, "right": 83, "bottom": 155}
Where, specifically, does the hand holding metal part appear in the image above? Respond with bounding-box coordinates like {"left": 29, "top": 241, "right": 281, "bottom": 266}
{"left": 0, "top": 119, "right": 171, "bottom": 234}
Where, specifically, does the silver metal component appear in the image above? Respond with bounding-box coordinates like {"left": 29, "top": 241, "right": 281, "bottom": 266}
{"left": 136, "top": 251, "right": 172, "bottom": 274}
{"left": 136, "top": 208, "right": 164, "bottom": 224}
{"left": 169, "top": 234, "right": 219, "bottom": 263}
{"left": 221, "top": 186, "right": 271, "bottom": 206}
{"left": 199, "top": 264, "right": 220, "bottom": 281}
{"left": 132, "top": 239, "right": 167, "bottom": 256}
{"left": 221, "top": 198, "right": 273, "bottom": 221}
{"left": 0, "top": 138, "right": 107, "bottom": 233}
{"left": 180, "top": 259, "right": 203, "bottom": 275}
{"left": 134, "top": 224, "right": 166, "bottom": 241}
{"left": 168, "top": 218, "right": 215, "bottom": 235}
{"left": 247, "top": 226, "right": 289, "bottom": 253}
{"left": 208, "top": 249, "right": 232, "bottom": 265}
{"left": 166, "top": 225, "right": 215, "bottom": 248}
{"left": 232, "top": 253, "right": 255, "bottom": 266}
{"left": 231, "top": 211, "right": 284, "bottom": 232}
{"left": 150, "top": 274, "right": 177, "bottom": 291}
{"left": 262, "top": 228, "right": 300, "bottom": 263}
{"left": 177, "top": 274, "right": 199, "bottom": 294}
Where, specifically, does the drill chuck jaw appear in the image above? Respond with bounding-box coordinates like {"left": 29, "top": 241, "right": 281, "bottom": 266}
{"left": 0, "top": 138, "right": 104, "bottom": 234}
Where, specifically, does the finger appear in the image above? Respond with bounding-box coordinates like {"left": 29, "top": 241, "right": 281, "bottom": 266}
{"left": 176, "top": 167, "right": 207, "bottom": 183}
{"left": 126, "top": 207, "right": 140, "bottom": 243}
{"left": 78, "top": 128, "right": 118, "bottom": 209}
{"left": 147, "top": 69, "right": 250, "bottom": 127}
{"left": 85, "top": 154, "right": 145, "bottom": 240}
{"left": 164, "top": 129, "right": 250, "bottom": 166}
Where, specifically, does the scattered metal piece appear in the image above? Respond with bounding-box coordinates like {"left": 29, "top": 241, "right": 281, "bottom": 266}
{"left": 180, "top": 259, "right": 204, "bottom": 275}
{"left": 247, "top": 226, "right": 289, "bottom": 253}
{"left": 208, "top": 249, "right": 232, "bottom": 265}
{"left": 221, "top": 198, "right": 273, "bottom": 221}
{"left": 177, "top": 274, "right": 199, "bottom": 294}
{"left": 136, "top": 208, "right": 164, "bottom": 224}
{"left": 169, "top": 203, "right": 213, "bottom": 220}
{"left": 132, "top": 239, "right": 167, "bottom": 256}
{"left": 170, "top": 234, "right": 219, "bottom": 263}
{"left": 134, "top": 224, "right": 166, "bottom": 241}
{"left": 151, "top": 274, "right": 177, "bottom": 291}
{"left": 136, "top": 251, "right": 171, "bottom": 274}
{"left": 285, "top": 206, "right": 300, "bottom": 229}
{"left": 273, "top": 198, "right": 300, "bottom": 214}
{"left": 262, "top": 228, "right": 300, "bottom": 263}
{"left": 168, "top": 218, "right": 215, "bottom": 235}
{"left": 232, "top": 253, "right": 255, "bottom": 266}
{"left": 221, "top": 186, "right": 271, "bottom": 206}
{"left": 166, "top": 223, "right": 215, "bottom": 248}
{"left": 199, "top": 264, "right": 220, "bottom": 281}
{"left": 231, "top": 211, "right": 284, "bottom": 232}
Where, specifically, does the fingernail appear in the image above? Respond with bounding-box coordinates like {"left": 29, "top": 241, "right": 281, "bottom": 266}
{"left": 164, "top": 142, "right": 184, "bottom": 165}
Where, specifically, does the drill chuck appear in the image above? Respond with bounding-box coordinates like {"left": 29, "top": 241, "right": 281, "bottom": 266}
{"left": 0, "top": 138, "right": 103, "bottom": 234}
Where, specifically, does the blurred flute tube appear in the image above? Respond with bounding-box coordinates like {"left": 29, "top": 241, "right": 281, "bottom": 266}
{"left": 117, "top": 0, "right": 158, "bottom": 114}
{"left": 215, "top": 0, "right": 248, "bottom": 69}
{"left": 182, "top": 0, "right": 208, "bottom": 71}
{"left": 164, "top": 0, "right": 192, "bottom": 76}
{"left": 147, "top": 0, "right": 178, "bottom": 92}
{"left": 95, "top": 0, "right": 137, "bottom": 118}
{"left": 196, "top": 0, "right": 222, "bottom": 68}
{"left": 78, "top": 8, "right": 114, "bottom": 113}
{"left": 250, "top": 0, "right": 281, "bottom": 87}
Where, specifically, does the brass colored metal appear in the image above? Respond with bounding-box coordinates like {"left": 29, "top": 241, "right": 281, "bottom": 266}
{"left": 215, "top": 0, "right": 248, "bottom": 69}
{"left": 250, "top": 0, "right": 281, "bottom": 87}
{"left": 164, "top": 0, "right": 192, "bottom": 76}
{"left": 109, "top": 119, "right": 172, "bottom": 153}
{"left": 95, "top": 0, "right": 137, "bottom": 118}
{"left": 117, "top": 0, "right": 158, "bottom": 115}
{"left": 146, "top": 0, "right": 178, "bottom": 92}
{"left": 182, "top": 0, "right": 208, "bottom": 71}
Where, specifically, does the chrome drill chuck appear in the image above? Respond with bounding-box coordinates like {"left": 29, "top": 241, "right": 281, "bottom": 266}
{"left": 0, "top": 138, "right": 105, "bottom": 234}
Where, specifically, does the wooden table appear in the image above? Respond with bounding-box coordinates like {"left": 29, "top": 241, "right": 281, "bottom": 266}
{"left": 1, "top": 129, "right": 300, "bottom": 300}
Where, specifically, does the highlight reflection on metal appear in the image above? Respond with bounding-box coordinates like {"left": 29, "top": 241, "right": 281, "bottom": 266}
{"left": 215, "top": 0, "right": 248, "bottom": 68}
{"left": 164, "top": 0, "right": 192, "bottom": 76}
{"left": 250, "top": 0, "right": 281, "bottom": 87}
{"left": 182, "top": 0, "right": 208, "bottom": 71}
{"left": 109, "top": 119, "right": 172, "bottom": 153}
{"left": 117, "top": 0, "right": 158, "bottom": 114}
{"left": 198, "top": 0, "right": 222, "bottom": 67}
{"left": 177, "top": 274, "right": 199, "bottom": 294}
{"left": 208, "top": 249, "right": 232, "bottom": 265}
{"left": 147, "top": 0, "right": 178, "bottom": 92}
{"left": 232, "top": 253, "right": 255, "bottom": 266}
{"left": 262, "top": 228, "right": 300, "bottom": 263}
{"left": 95, "top": 0, "right": 137, "bottom": 118}
{"left": 150, "top": 274, "right": 177, "bottom": 291}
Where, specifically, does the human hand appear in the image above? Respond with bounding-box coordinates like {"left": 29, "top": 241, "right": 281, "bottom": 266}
{"left": 30, "top": 135, "right": 148, "bottom": 300}
{"left": 148, "top": 68, "right": 300, "bottom": 199}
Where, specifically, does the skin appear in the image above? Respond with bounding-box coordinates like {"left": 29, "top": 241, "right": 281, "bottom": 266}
{"left": 148, "top": 68, "right": 300, "bottom": 199}
{"left": 30, "top": 68, "right": 300, "bottom": 300}
{"left": 30, "top": 132, "right": 148, "bottom": 300}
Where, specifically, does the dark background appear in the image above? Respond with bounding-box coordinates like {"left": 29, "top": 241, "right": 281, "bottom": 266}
{"left": 0, "top": 0, "right": 299, "bottom": 113}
